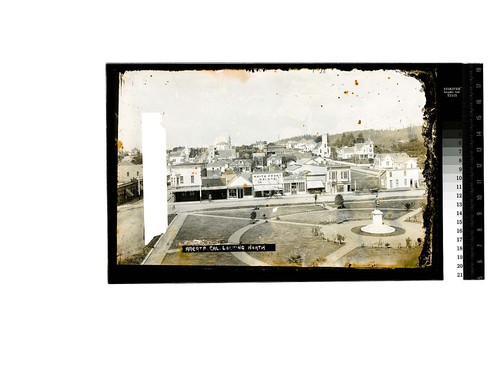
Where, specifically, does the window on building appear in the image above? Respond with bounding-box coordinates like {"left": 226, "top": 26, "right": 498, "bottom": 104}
{"left": 396, "top": 179, "right": 399, "bottom": 187}
{"left": 229, "top": 189, "right": 237, "bottom": 198}
{"left": 284, "top": 183, "right": 291, "bottom": 194}
{"left": 137, "top": 171, "right": 140, "bottom": 176}
{"left": 127, "top": 172, "right": 130, "bottom": 177}
{"left": 180, "top": 176, "right": 184, "bottom": 184}
{"left": 341, "top": 171, "right": 349, "bottom": 180}
{"left": 404, "top": 170, "right": 407, "bottom": 176}
{"left": 191, "top": 175, "right": 194, "bottom": 184}
{"left": 298, "top": 182, "right": 305, "bottom": 192}
{"left": 390, "top": 180, "right": 393, "bottom": 189}
{"left": 386, "top": 160, "right": 390, "bottom": 166}
{"left": 389, "top": 171, "right": 392, "bottom": 178}
{"left": 404, "top": 179, "right": 407, "bottom": 186}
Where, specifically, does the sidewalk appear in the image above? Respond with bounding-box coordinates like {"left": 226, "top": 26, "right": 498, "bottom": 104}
{"left": 142, "top": 213, "right": 188, "bottom": 265}
{"left": 169, "top": 189, "right": 425, "bottom": 214}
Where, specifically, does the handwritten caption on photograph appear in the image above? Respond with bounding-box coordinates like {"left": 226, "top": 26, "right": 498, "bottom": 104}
{"left": 182, "top": 244, "right": 276, "bottom": 252}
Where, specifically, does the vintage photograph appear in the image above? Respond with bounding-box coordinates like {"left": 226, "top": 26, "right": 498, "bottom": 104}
{"left": 113, "top": 65, "right": 437, "bottom": 273}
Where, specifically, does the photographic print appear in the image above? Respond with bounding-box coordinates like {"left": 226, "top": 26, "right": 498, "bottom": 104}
{"left": 108, "top": 63, "right": 446, "bottom": 283}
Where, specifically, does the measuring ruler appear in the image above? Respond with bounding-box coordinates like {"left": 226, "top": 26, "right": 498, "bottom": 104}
{"left": 463, "top": 64, "right": 484, "bottom": 279}
{"left": 442, "top": 64, "right": 484, "bottom": 280}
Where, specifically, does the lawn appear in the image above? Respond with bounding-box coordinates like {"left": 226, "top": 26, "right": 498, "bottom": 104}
{"left": 333, "top": 245, "right": 423, "bottom": 268}
{"left": 161, "top": 214, "right": 253, "bottom": 266}
{"left": 343, "top": 197, "right": 425, "bottom": 210}
{"left": 170, "top": 215, "right": 252, "bottom": 250}
{"left": 350, "top": 170, "right": 379, "bottom": 192}
{"left": 240, "top": 222, "right": 342, "bottom": 267}
{"left": 280, "top": 209, "right": 407, "bottom": 225}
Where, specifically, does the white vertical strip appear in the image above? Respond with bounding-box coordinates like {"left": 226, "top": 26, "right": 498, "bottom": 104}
{"left": 141, "top": 113, "right": 167, "bottom": 245}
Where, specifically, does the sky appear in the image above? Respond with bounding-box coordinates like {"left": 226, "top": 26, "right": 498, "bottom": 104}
{"left": 118, "top": 68, "right": 426, "bottom": 150}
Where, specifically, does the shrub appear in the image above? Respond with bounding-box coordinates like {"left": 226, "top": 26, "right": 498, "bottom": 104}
{"left": 334, "top": 194, "right": 345, "bottom": 208}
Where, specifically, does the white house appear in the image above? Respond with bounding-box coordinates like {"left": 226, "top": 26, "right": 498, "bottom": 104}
{"left": 229, "top": 159, "right": 252, "bottom": 173}
{"left": 337, "top": 139, "right": 374, "bottom": 161}
{"left": 168, "top": 150, "right": 186, "bottom": 165}
{"left": 118, "top": 160, "right": 142, "bottom": 183}
{"left": 375, "top": 153, "right": 421, "bottom": 190}
{"left": 266, "top": 154, "right": 283, "bottom": 168}
{"left": 207, "top": 159, "right": 231, "bottom": 173}
{"left": 294, "top": 138, "right": 317, "bottom": 152}
{"left": 379, "top": 168, "right": 420, "bottom": 190}
{"left": 376, "top": 153, "right": 417, "bottom": 170}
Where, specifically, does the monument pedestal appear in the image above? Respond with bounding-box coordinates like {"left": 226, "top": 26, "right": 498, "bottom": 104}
{"left": 361, "top": 209, "right": 395, "bottom": 234}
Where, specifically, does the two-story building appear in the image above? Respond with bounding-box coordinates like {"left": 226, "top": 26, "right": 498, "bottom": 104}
{"left": 375, "top": 153, "right": 421, "bottom": 190}
{"left": 252, "top": 172, "right": 284, "bottom": 197}
{"left": 229, "top": 159, "right": 252, "bottom": 173}
{"left": 266, "top": 143, "right": 287, "bottom": 156}
{"left": 207, "top": 159, "right": 231, "bottom": 174}
{"left": 337, "top": 139, "right": 374, "bottom": 161}
{"left": 170, "top": 163, "right": 205, "bottom": 202}
{"left": 118, "top": 160, "right": 143, "bottom": 183}
{"left": 266, "top": 154, "right": 283, "bottom": 168}
{"left": 326, "top": 165, "right": 352, "bottom": 193}
{"left": 376, "top": 152, "right": 417, "bottom": 169}
{"left": 168, "top": 150, "right": 187, "bottom": 165}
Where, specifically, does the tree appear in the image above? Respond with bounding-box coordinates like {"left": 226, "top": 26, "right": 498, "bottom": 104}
{"left": 330, "top": 147, "right": 338, "bottom": 160}
{"left": 334, "top": 194, "right": 345, "bottom": 208}
{"left": 356, "top": 132, "right": 365, "bottom": 144}
{"left": 131, "top": 149, "right": 142, "bottom": 164}
{"left": 250, "top": 211, "right": 257, "bottom": 220}
{"left": 189, "top": 148, "right": 201, "bottom": 159}
{"left": 346, "top": 133, "right": 356, "bottom": 147}
{"left": 281, "top": 155, "right": 296, "bottom": 167}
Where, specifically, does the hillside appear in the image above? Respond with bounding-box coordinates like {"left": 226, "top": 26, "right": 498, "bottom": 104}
{"left": 277, "top": 125, "right": 427, "bottom": 166}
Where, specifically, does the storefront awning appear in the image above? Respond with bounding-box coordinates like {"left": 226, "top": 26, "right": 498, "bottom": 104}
{"left": 253, "top": 185, "right": 283, "bottom": 192}
{"left": 307, "top": 180, "right": 325, "bottom": 189}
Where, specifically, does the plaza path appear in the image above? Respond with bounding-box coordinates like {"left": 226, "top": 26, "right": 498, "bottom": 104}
{"left": 227, "top": 220, "right": 271, "bottom": 266}
{"left": 220, "top": 206, "right": 424, "bottom": 267}
{"left": 322, "top": 207, "right": 423, "bottom": 266}
{"left": 143, "top": 202, "right": 424, "bottom": 266}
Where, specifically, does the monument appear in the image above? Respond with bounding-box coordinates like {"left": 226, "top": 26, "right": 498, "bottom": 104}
{"left": 361, "top": 196, "right": 395, "bottom": 234}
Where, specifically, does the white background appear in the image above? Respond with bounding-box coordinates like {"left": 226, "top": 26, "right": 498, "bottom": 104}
{"left": 1, "top": 1, "right": 498, "bottom": 374}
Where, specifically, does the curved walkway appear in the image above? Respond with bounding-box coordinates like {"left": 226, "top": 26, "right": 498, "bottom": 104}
{"left": 229, "top": 207, "right": 424, "bottom": 267}
{"left": 322, "top": 207, "right": 423, "bottom": 266}
{"left": 145, "top": 206, "right": 424, "bottom": 267}
{"left": 227, "top": 220, "right": 271, "bottom": 266}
